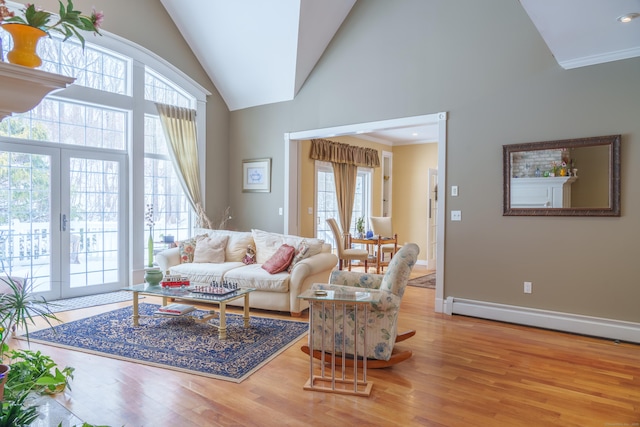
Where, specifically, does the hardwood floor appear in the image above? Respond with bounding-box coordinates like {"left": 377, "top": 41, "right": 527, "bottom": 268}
{"left": 11, "top": 273, "right": 639, "bottom": 426}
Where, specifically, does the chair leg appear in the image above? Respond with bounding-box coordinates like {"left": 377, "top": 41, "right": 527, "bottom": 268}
{"left": 347, "top": 260, "right": 352, "bottom": 271}
{"left": 338, "top": 259, "right": 343, "bottom": 270}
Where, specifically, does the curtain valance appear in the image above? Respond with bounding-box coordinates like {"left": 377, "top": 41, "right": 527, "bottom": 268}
{"left": 310, "top": 139, "right": 380, "bottom": 168}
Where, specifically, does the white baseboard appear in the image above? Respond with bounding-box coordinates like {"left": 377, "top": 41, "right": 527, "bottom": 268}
{"left": 444, "top": 297, "right": 640, "bottom": 344}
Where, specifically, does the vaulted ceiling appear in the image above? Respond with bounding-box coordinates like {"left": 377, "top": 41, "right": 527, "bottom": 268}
{"left": 159, "top": 0, "right": 356, "bottom": 112}
{"left": 159, "top": 0, "right": 640, "bottom": 144}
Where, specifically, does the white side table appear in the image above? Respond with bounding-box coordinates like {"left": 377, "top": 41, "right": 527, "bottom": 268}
{"left": 298, "top": 288, "right": 382, "bottom": 396}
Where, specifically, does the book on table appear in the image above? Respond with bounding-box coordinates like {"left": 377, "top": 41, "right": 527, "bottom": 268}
{"left": 155, "top": 303, "right": 196, "bottom": 316}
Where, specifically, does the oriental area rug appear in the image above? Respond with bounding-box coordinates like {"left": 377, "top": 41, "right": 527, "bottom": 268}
{"left": 22, "top": 303, "right": 309, "bottom": 383}
{"left": 407, "top": 273, "right": 436, "bottom": 289}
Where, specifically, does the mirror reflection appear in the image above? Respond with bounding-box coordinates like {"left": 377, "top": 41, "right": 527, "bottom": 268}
{"left": 503, "top": 135, "right": 620, "bottom": 216}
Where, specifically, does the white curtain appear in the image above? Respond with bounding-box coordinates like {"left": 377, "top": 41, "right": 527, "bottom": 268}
{"left": 155, "top": 103, "right": 213, "bottom": 228}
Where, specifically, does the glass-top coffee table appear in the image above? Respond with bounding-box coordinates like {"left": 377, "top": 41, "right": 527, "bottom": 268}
{"left": 122, "top": 284, "right": 255, "bottom": 339}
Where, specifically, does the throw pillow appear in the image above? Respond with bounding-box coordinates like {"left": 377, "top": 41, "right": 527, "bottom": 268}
{"left": 287, "top": 240, "right": 311, "bottom": 273}
{"left": 192, "top": 235, "right": 229, "bottom": 263}
{"left": 242, "top": 244, "right": 257, "bottom": 265}
{"left": 252, "top": 229, "right": 325, "bottom": 263}
{"left": 262, "top": 244, "right": 296, "bottom": 274}
{"left": 178, "top": 233, "right": 208, "bottom": 263}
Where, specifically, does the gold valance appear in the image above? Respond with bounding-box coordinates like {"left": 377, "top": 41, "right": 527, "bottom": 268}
{"left": 310, "top": 139, "right": 380, "bottom": 168}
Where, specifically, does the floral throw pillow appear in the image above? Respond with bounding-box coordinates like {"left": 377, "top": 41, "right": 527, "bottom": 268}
{"left": 287, "top": 240, "right": 311, "bottom": 273}
{"left": 178, "top": 233, "right": 208, "bottom": 264}
{"left": 262, "top": 244, "right": 296, "bottom": 274}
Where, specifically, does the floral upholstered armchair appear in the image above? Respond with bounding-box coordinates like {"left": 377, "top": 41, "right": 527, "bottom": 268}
{"left": 307, "top": 243, "right": 419, "bottom": 366}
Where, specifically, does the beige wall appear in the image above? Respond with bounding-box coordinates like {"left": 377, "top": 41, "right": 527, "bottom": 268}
{"left": 393, "top": 143, "right": 438, "bottom": 261}
{"left": 228, "top": 0, "right": 640, "bottom": 324}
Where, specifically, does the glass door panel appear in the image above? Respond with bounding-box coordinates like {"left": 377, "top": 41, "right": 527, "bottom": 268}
{"left": 62, "top": 150, "right": 125, "bottom": 298}
{"left": 0, "top": 143, "right": 61, "bottom": 297}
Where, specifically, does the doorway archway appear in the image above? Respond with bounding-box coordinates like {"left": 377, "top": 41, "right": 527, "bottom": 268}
{"left": 284, "top": 112, "right": 448, "bottom": 312}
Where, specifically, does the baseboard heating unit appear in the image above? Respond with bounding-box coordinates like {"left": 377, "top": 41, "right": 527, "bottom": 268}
{"left": 444, "top": 297, "right": 640, "bottom": 344}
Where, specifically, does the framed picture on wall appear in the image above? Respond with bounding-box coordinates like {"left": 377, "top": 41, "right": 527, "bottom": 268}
{"left": 242, "top": 158, "right": 271, "bottom": 192}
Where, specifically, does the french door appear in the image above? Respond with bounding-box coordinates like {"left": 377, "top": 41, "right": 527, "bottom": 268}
{"left": 0, "top": 141, "right": 126, "bottom": 300}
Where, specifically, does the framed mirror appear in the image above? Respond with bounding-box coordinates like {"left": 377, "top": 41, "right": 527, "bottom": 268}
{"left": 503, "top": 135, "right": 621, "bottom": 216}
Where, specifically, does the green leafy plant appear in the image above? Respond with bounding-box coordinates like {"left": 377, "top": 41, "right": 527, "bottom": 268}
{"left": 0, "top": 390, "right": 39, "bottom": 427}
{"left": 4, "top": 349, "right": 74, "bottom": 401}
{"left": 1, "top": 0, "right": 103, "bottom": 48}
{"left": 356, "top": 216, "right": 365, "bottom": 235}
{"left": 0, "top": 275, "right": 61, "bottom": 362}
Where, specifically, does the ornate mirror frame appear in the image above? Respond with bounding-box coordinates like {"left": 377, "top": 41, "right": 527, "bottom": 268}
{"left": 503, "top": 134, "right": 621, "bottom": 217}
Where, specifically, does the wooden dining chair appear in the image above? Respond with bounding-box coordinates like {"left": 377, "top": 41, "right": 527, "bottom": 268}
{"left": 370, "top": 216, "right": 402, "bottom": 262}
{"left": 326, "top": 218, "right": 368, "bottom": 271}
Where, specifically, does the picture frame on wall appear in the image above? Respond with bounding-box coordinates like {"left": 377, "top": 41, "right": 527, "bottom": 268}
{"left": 242, "top": 158, "right": 271, "bottom": 193}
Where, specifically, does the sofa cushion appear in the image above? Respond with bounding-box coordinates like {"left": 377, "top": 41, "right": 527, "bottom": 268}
{"left": 193, "top": 235, "right": 228, "bottom": 263}
{"left": 170, "top": 261, "right": 245, "bottom": 285}
{"left": 178, "top": 233, "right": 208, "bottom": 263}
{"left": 194, "top": 229, "right": 254, "bottom": 262}
{"left": 262, "top": 244, "right": 295, "bottom": 274}
{"left": 222, "top": 264, "right": 290, "bottom": 292}
{"left": 252, "top": 229, "right": 325, "bottom": 264}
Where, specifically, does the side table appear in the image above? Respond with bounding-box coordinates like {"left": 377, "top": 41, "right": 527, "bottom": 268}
{"left": 298, "top": 287, "right": 382, "bottom": 396}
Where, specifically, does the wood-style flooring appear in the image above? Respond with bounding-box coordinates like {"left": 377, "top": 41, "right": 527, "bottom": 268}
{"left": 10, "top": 266, "right": 640, "bottom": 426}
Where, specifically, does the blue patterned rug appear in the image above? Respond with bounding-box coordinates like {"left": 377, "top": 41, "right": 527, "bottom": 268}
{"left": 23, "top": 303, "right": 309, "bottom": 383}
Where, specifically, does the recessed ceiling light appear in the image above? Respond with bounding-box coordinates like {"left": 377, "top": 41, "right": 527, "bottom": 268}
{"left": 411, "top": 132, "right": 419, "bottom": 136}
{"left": 617, "top": 13, "right": 640, "bottom": 23}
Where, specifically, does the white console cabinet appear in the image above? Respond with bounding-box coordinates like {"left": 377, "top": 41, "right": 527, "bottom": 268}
{"left": 511, "top": 177, "right": 577, "bottom": 208}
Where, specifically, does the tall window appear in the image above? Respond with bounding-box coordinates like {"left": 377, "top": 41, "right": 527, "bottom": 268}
{"left": 316, "top": 161, "right": 372, "bottom": 247}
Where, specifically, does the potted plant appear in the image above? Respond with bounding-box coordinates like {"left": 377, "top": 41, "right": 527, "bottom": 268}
{"left": 0, "top": 274, "right": 61, "bottom": 399}
{"left": 356, "top": 217, "right": 365, "bottom": 238}
{"left": 0, "top": 0, "right": 103, "bottom": 67}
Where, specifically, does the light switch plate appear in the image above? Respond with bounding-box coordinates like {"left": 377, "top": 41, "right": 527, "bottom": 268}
{"left": 451, "top": 185, "right": 458, "bottom": 196}
{"left": 451, "top": 210, "right": 461, "bottom": 221}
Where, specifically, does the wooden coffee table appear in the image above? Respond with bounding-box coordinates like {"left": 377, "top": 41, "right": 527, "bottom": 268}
{"left": 123, "top": 284, "right": 255, "bottom": 339}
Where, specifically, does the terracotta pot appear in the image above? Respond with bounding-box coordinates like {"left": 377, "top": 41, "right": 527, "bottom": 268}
{"left": 2, "top": 23, "right": 47, "bottom": 68}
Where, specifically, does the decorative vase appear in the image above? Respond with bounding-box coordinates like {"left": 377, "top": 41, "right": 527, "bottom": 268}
{"left": 144, "top": 268, "right": 163, "bottom": 286}
{"left": 0, "top": 364, "right": 10, "bottom": 401}
{"left": 147, "top": 230, "right": 154, "bottom": 268}
{"left": 2, "top": 23, "right": 47, "bottom": 68}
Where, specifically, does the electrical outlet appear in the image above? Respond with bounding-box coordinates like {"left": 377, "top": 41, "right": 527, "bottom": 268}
{"left": 278, "top": 207, "right": 283, "bottom": 215}
{"left": 451, "top": 210, "right": 461, "bottom": 221}
{"left": 524, "top": 281, "right": 532, "bottom": 294}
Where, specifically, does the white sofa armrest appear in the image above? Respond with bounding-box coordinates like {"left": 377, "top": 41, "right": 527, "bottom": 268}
{"left": 155, "top": 247, "right": 181, "bottom": 272}
{"left": 288, "top": 252, "right": 338, "bottom": 315}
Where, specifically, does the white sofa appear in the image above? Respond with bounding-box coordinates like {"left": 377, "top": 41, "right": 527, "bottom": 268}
{"left": 154, "top": 229, "right": 338, "bottom": 316}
